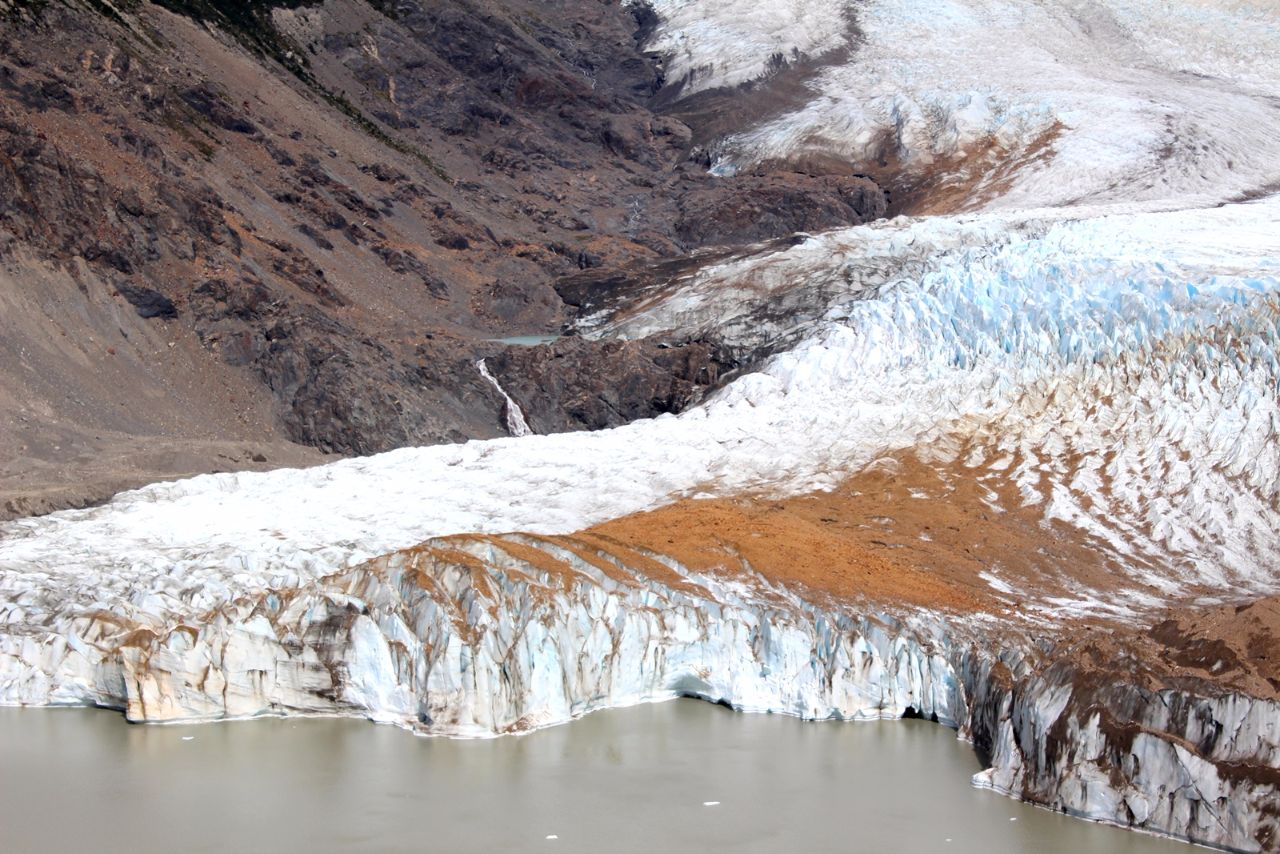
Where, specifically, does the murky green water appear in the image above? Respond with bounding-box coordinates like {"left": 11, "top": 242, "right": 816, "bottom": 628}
{"left": 0, "top": 701, "right": 1189, "bottom": 853}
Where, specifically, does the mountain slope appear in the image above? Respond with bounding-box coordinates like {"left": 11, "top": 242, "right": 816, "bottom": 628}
{"left": 0, "top": 0, "right": 885, "bottom": 517}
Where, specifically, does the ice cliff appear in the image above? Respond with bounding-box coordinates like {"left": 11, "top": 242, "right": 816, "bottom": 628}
{"left": 5, "top": 531, "right": 1276, "bottom": 849}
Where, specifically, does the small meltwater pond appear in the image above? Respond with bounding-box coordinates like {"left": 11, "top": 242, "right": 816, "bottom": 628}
{"left": 0, "top": 701, "right": 1190, "bottom": 854}
{"left": 488, "top": 335, "right": 563, "bottom": 347}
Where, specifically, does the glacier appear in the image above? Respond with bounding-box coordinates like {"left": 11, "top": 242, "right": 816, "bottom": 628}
{"left": 4, "top": 0, "right": 1280, "bottom": 850}
{"left": 5, "top": 198, "right": 1277, "bottom": 620}
{"left": 664, "top": 0, "right": 1280, "bottom": 209}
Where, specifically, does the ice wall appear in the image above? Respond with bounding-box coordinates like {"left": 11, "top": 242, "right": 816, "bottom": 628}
{"left": 964, "top": 652, "right": 1280, "bottom": 852}
{"left": 4, "top": 533, "right": 1274, "bottom": 849}
{"left": 0, "top": 533, "right": 963, "bottom": 729}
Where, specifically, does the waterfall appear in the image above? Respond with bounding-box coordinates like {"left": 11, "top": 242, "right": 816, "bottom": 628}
{"left": 476, "top": 358, "right": 533, "bottom": 437}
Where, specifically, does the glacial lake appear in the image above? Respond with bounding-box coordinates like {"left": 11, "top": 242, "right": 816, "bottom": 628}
{"left": 0, "top": 701, "right": 1188, "bottom": 853}
{"left": 488, "top": 335, "right": 563, "bottom": 347}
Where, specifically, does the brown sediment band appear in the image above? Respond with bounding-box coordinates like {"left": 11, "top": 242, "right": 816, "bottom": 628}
{"left": 582, "top": 489, "right": 993, "bottom": 614}
{"left": 571, "top": 450, "right": 1096, "bottom": 616}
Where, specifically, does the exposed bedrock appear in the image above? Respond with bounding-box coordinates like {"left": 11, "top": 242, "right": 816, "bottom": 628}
{"left": 3, "top": 534, "right": 1276, "bottom": 851}
{"left": 673, "top": 171, "right": 885, "bottom": 247}
{"left": 486, "top": 337, "right": 735, "bottom": 433}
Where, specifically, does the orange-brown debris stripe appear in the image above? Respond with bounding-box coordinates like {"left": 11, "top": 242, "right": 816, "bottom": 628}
{"left": 573, "top": 448, "right": 1173, "bottom": 620}
{"left": 394, "top": 448, "right": 1279, "bottom": 696}
{"left": 580, "top": 495, "right": 994, "bottom": 614}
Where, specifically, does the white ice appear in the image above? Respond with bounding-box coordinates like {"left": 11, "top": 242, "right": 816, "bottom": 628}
{"left": 661, "top": 0, "right": 1280, "bottom": 210}
{"left": 648, "top": 0, "right": 854, "bottom": 95}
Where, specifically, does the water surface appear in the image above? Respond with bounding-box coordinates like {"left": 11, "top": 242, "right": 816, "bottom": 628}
{"left": 0, "top": 702, "right": 1189, "bottom": 853}
{"left": 489, "top": 335, "right": 562, "bottom": 347}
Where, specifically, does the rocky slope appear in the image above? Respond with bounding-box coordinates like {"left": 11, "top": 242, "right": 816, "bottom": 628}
{"left": 0, "top": 0, "right": 885, "bottom": 517}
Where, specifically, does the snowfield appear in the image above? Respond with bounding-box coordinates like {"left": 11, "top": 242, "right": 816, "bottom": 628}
{"left": 670, "top": 0, "right": 1280, "bottom": 209}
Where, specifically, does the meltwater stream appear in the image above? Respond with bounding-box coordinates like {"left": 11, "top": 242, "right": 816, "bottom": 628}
{"left": 0, "top": 702, "right": 1187, "bottom": 854}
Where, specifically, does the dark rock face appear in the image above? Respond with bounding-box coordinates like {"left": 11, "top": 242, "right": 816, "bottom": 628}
{"left": 676, "top": 172, "right": 886, "bottom": 247}
{"left": 0, "top": 0, "right": 887, "bottom": 503}
{"left": 179, "top": 84, "right": 259, "bottom": 135}
{"left": 118, "top": 284, "right": 179, "bottom": 319}
{"left": 487, "top": 337, "right": 734, "bottom": 433}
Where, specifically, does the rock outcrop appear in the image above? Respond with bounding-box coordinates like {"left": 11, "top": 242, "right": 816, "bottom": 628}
{"left": 486, "top": 337, "right": 734, "bottom": 433}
